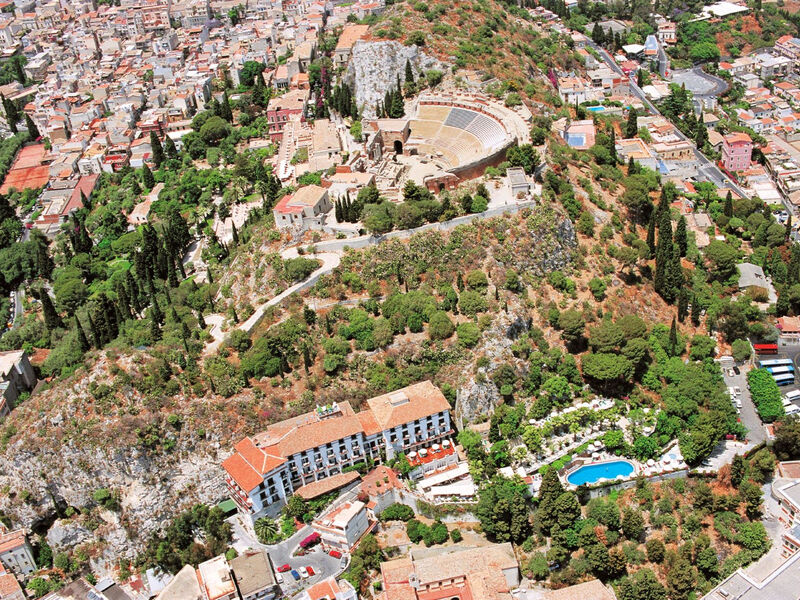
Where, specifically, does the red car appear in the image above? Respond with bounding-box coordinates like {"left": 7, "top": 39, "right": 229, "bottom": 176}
{"left": 328, "top": 550, "right": 342, "bottom": 559}
{"left": 306, "top": 566, "right": 315, "bottom": 577}
{"left": 277, "top": 564, "right": 291, "bottom": 573}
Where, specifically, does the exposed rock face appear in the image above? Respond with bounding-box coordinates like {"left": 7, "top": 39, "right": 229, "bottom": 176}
{"left": 47, "top": 519, "right": 93, "bottom": 551}
{"left": 0, "top": 434, "right": 226, "bottom": 570}
{"left": 345, "top": 40, "right": 440, "bottom": 118}
{"left": 455, "top": 377, "right": 501, "bottom": 430}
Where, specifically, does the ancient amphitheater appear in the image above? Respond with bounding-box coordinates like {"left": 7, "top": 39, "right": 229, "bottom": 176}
{"left": 407, "top": 102, "right": 512, "bottom": 169}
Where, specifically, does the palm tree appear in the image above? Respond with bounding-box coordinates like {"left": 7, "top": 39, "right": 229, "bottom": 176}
{"left": 254, "top": 517, "right": 277, "bottom": 543}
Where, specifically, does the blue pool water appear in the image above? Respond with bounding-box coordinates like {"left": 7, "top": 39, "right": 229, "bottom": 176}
{"left": 566, "top": 460, "right": 635, "bottom": 486}
{"left": 586, "top": 106, "right": 605, "bottom": 112}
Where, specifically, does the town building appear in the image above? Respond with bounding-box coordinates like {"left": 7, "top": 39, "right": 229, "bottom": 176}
{"left": 312, "top": 499, "right": 374, "bottom": 552}
{"left": 377, "top": 543, "right": 519, "bottom": 600}
{"left": 272, "top": 184, "right": 332, "bottom": 231}
{"left": 229, "top": 550, "right": 280, "bottom": 600}
{"left": 722, "top": 132, "right": 753, "bottom": 172}
{"left": 0, "top": 530, "right": 35, "bottom": 577}
{"left": 266, "top": 88, "right": 309, "bottom": 141}
{"left": 296, "top": 577, "right": 357, "bottom": 600}
{"left": 222, "top": 381, "right": 453, "bottom": 521}
{"left": 0, "top": 565, "right": 23, "bottom": 600}
{"left": 702, "top": 543, "right": 800, "bottom": 599}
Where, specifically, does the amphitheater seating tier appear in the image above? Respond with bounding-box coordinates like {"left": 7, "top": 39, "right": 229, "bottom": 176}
{"left": 407, "top": 103, "right": 509, "bottom": 167}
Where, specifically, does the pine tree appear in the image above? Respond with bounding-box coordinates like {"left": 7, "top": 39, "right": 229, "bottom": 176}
{"left": 625, "top": 108, "right": 638, "bottom": 138}
{"left": 75, "top": 317, "right": 89, "bottom": 352}
{"left": 646, "top": 211, "right": 656, "bottom": 258}
{"left": 150, "top": 131, "right": 164, "bottom": 168}
{"left": 164, "top": 135, "right": 178, "bottom": 159}
{"left": 142, "top": 163, "right": 155, "bottom": 189}
{"left": 39, "top": 289, "right": 62, "bottom": 331}
{"left": 675, "top": 215, "right": 688, "bottom": 257}
{"left": 24, "top": 113, "right": 39, "bottom": 139}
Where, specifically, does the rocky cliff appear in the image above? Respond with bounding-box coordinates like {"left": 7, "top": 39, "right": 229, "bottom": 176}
{"left": 0, "top": 357, "right": 232, "bottom": 574}
{"left": 345, "top": 40, "right": 440, "bottom": 118}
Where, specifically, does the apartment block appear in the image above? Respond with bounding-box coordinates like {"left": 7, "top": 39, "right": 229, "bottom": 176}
{"left": 222, "top": 381, "right": 453, "bottom": 521}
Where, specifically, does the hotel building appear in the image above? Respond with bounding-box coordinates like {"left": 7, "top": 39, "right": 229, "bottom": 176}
{"left": 222, "top": 381, "right": 453, "bottom": 521}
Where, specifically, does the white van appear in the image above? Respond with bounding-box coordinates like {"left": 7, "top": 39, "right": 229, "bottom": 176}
{"left": 733, "top": 386, "right": 742, "bottom": 396}
{"left": 728, "top": 386, "right": 735, "bottom": 397}
{"left": 786, "top": 404, "right": 800, "bottom": 415}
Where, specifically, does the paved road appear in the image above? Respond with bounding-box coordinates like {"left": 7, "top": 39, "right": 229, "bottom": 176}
{"left": 585, "top": 42, "right": 749, "bottom": 200}
{"left": 228, "top": 517, "right": 346, "bottom": 595}
{"left": 671, "top": 67, "right": 728, "bottom": 99}
{"left": 722, "top": 364, "right": 765, "bottom": 445}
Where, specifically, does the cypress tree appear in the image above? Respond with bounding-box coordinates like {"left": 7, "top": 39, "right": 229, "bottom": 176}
{"left": 335, "top": 199, "right": 342, "bottom": 222}
{"left": 142, "top": 163, "right": 155, "bottom": 189}
{"left": 75, "top": 317, "right": 89, "bottom": 352}
{"left": 405, "top": 59, "right": 414, "bottom": 84}
{"left": 1, "top": 95, "right": 18, "bottom": 133}
{"left": 231, "top": 222, "right": 239, "bottom": 245}
{"left": 724, "top": 191, "right": 733, "bottom": 217}
{"left": 675, "top": 215, "right": 688, "bottom": 257}
{"left": 131, "top": 177, "right": 142, "bottom": 197}
{"left": 87, "top": 313, "right": 101, "bottom": 348}
{"left": 196, "top": 310, "right": 206, "bottom": 329}
{"left": 150, "top": 316, "right": 162, "bottom": 342}
{"left": 115, "top": 283, "right": 132, "bottom": 320}
{"left": 232, "top": 306, "right": 239, "bottom": 323}
{"left": 677, "top": 289, "right": 689, "bottom": 322}
{"left": 150, "top": 131, "right": 164, "bottom": 168}
{"left": 669, "top": 316, "right": 678, "bottom": 355}
{"left": 24, "top": 113, "right": 39, "bottom": 139}
{"left": 654, "top": 209, "right": 675, "bottom": 302}
{"left": 690, "top": 294, "right": 701, "bottom": 326}
{"left": 220, "top": 92, "right": 233, "bottom": 122}
{"left": 625, "top": 108, "right": 638, "bottom": 138}
{"left": 39, "top": 289, "right": 62, "bottom": 331}
{"left": 12, "top": 59, "right": 24, "bottom": 85}
{"left": 164, "top": 135, "right": 178, "bottom": 158}
{"left": 646, "top": 211, "right": 656, "bottom": 258}
{"left": 36, "top": 242, "right": 53, "bottom": 279}
{"left": 790, "top": 245, "right": 800, "bottom": 283}
{"left": 150, "top": 294, "right": 163, "bottom": 324}
{"left": 390, "top": 88, "right": 404, "bottom": 118}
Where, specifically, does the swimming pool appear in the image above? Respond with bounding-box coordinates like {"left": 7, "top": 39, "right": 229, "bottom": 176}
{"left": 566, "top": 460, "right": 635, "bottom": 486}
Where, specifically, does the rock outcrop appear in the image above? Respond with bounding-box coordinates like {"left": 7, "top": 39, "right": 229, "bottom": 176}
{"left": 345, "top": 40, "right": 440, "bottom": 118}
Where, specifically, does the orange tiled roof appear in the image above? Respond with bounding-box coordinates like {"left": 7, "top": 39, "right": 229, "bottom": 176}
{"left": 295, "top": 471, "right": 360, "bottom": 499}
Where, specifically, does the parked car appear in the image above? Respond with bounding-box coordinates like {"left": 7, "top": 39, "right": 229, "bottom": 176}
{"left": 299, "top": 567, "right": 309, "bottom": 579}
{"left": 277, "top": 564, "right": 291, "bottom": 573}
{"left": 276, "top": 573, "right": 283, "bottom": 584}
{"left": 733, "top": 366, "right": 740, "bottom": 375}
{"left": 328, "top": 550, "right": 342, "bottom": 559}
{"left": 733, "top": 386, "right": 741, "bottom": 396}
{"left": 290, "top": 570, "right": 301, "bottom": 581}
{"left": 306, "top": 566, "right": 315, "bottom": 577}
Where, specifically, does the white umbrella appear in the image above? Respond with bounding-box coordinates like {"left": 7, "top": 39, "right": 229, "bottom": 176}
{"left": 408, "top": 451, "right": 417, "bottom": 459}
{"left": 592, "top": 452, "right": 600, "bottom": 459}
{"left": 442, "top": 440, "right": 451, "bottom": 448}
{"left": 432, "top": 444, "right": 440, "bottom": 451}
{"left": 647, "top": 459, "right": 655, "bottom": 466}
{"left": 419, "top": 449, "right": 428, "bottom": 457}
